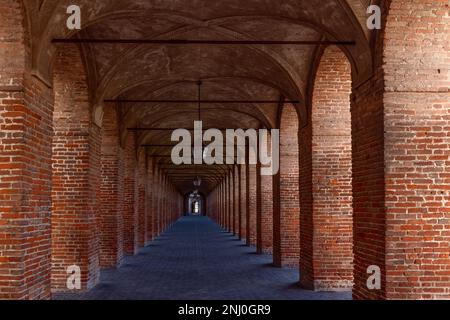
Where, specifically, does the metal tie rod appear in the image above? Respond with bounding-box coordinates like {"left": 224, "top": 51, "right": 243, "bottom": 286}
{"left": 105, "top": 99, "right": 300, "bottom": 104}
{"left": 128, "top": 128, "right": 254, "bottom": 131}
{"left": 52, "top": 39, "right": 356, "bottom": 46}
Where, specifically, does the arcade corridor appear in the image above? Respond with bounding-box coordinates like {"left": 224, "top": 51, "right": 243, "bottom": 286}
{"left": 0, "top": 0, "right": 449, "bottom": 301}
{"left": 54, "top": 216, "right": 350, "bottom": 300}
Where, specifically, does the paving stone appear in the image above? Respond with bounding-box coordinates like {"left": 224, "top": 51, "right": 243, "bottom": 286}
{"left": 54, "top": 216, "right": 351, "bottom": 300}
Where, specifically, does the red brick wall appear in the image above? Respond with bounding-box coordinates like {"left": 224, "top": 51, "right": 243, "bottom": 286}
{"left": 350, "top": 0, "right": 388, "bottom": 297}
{"left": 155, "top": 168, "right": 161, "bottom": 235}
{"left": 259, "top": 168, "right": 273, "bottom": 254}
{"left": 239, "top": 165, "right": 247, "bottom": 240}
{"left": 100, "top": 105, "right": 124, "bottom": 268}
{"left": 221, "top": 181, "right": 225, "bottom": 228}
{"left": 228, "top": 170, "right": 234, "bottom": 233}
{"left": 0, "top": 66, "right": 54, "bottom": 300}
{"left": 351, "top": 70, "right": 385, "bottom": 299}
{"left": 352, "top": 0, "right": 450, "bottom": 300}
{"left": 226, "top": 174, "right": 231, "bottom": 231}
{"left": 230, "top": 169, "right": 236, "bottom": 234}
{"left": 256, "top": 163, "right": 262, "bottom": 251}
{"left": 273, "top": 103, "right": 300, "bottom": 267}
{"left": 247, "top": 164, "right": 257, "bottom": 246}
{"left": 299, "top": 111, "right": 314, "bottom": 288}
{"left": 382, "top": 0, "right": 450, "bottom": 300}
{"left": 234, "top": 166, "right": 240, "bottom": 235}
{"left": 137, "top": 150, "right": 146, "bottom": 247}
{"left": 88, "top": 123, "right": 102, "bottom": 288}
{"left": 51, "top": 44, "right": 100, "bottom": 292}
{"left": 223, "top": 180, "right": 227, "bottom": 229}
{"left": 222, "top": 176, "right": 226, "bottom": 228}
{"left": 216, "top": 184, "right": 221, "bottom": 225}
{"left": 161, "top": 177, "right": 165, "bottom": 230}
{"left": 2, "top": 0, "right": 448, "bottom": 301}
{"left": 152, "top": 165, "right": 160, "bottom": 237}
{"left": 300, "top": 46, "right": 353, "bottom": 291}
{"left": 146, "top": 164, "right": 181, "bottom": 239}
{"left": 166, "top": 179, "right": 170, "bottom": 226}
{"left": 162, "top": 176, "right": 167, "bottom": 230}
{"left": 146, "top": 157, "right": 154, "bottom": 243}
{"left": 123, "top": 133, "right": 138, "bottom": 255}
{"left": 223, "top": 179, "right": 227, "bottom": 229}
{"left": 158, "top": 170, "right": 163, "bottom": 234}
{"left": 258, "top": 134, "right": 273, "bottom": 255}
{"left": 117, "top": 143, "right": 125, "bottom": 258}
{"left": 213, "top": 185, "right": 220, "bottom": 225}
{"left": 0, "top": 2, "right": 53, "bottom": 300}
{"left": 0, "top": 75, "right": 54, "bottom": 299}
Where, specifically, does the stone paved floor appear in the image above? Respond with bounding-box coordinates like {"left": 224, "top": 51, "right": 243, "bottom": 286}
{"left": 54, "top": 216, "right": 352, "bottom": 300}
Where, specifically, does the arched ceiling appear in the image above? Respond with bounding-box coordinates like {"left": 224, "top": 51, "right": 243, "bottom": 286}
{"left": 23, "top": 0, "right": 373, "bottom": 195}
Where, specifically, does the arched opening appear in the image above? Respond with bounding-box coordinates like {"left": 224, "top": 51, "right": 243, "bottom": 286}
{"left": 299, "top": 46, "right": 353, "bottom": 291}
{"left": 186, "top": 191, "right": 205, "bottom": 216}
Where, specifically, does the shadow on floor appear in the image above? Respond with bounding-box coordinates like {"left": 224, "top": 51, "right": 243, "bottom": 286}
{"left": 54, "top": 216, "right": 352, "bottom": 300}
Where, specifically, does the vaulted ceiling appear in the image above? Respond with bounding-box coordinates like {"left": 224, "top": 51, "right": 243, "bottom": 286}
{"left": 24, "top": 0, "right": 374, "bottom": 194}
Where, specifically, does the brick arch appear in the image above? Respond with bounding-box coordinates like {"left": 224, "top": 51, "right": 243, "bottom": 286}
{"left": 300, "top": 46, "right": 353, "bottom": 291}
{"left": 0, "top": 0, "right": 53, "bottom": 300}
{"left": 273, "top": 103, "right": 300, "bottom": 267}
{"left": 51, "top": 44, "right": 101, "bottom": 292}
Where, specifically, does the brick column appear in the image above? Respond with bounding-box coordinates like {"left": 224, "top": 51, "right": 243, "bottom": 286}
{"left": 137, "top": 151, "right": 146, "bottom": 248}
{"left": 100, "top": 105, "right": 124, "bottom": 268}
{"left": 239, "top": 165, "right": 247, "bottom": 240}
{"left": 152, "top": 164, "right": 160, "bottom": 238}
{"left": 163, "top": 176, "right": 168, "bottom": 230}
{"left": 159, "top": 172, "right": 164, "bottom": 232}
{"left": 247, "top": 164, "right": 258, "bottom": 246}
{"left": 123, "top": 133, "right": 138, "bottom": 255}
{"left": 155, "top": 168, "right": 161, "bottom": 235}
{"left": 259, "top": 165, "right": 273, "bottom": 254}
{"left": 220, "top": 181, "right": 224, "bottom": 227}
{"left": 234, "top": 166, "right": 240, "bottom": 236}
{"left": 0, "top": 70, "right": 53, "bottom": 297}
{"left": 352, "top": 0, "right": 450, "bottom": 300}
{"left": 273, "top": 104, "right": 300, "bottom": 267}
{"left": 230, "top": 168, "right": 236, "bottom": 234}
{"left": 217, "top": 184, "right": 221, "bottom": 225}
{"left": 51, "top": 44, "right": 101, "bottom": 292}
{"left": 225, "top": 174, "right": 230, "bottom": 231}
{"left": 222, "top": 180, "right": 226, "bottom": 228}
{"left": 146, "top": 157, "right": 154, "bottom": 244}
